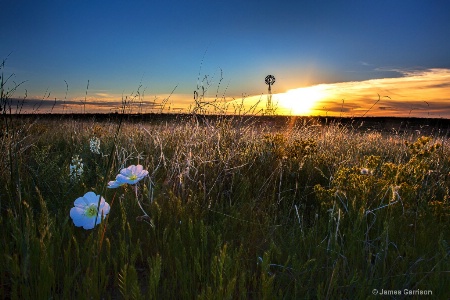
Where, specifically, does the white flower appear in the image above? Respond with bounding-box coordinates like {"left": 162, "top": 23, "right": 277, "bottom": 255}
{"left": 70, "top": 192, "right": 110, "bottom": 230}
{"left": 115, "top": 164, "right": 148, "bottom": 185}
{"left": 70, "top": 155, "right": 84, "bottom": 181}
{"left": 89, "top": 136, "right": 101, "bottom": 154}
{"left": 361, "top": 168, "right": 372, "bottom": 175}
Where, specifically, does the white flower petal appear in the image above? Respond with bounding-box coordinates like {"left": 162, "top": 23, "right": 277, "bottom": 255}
{"left": 70, "top": 208, "right": 86, "bottom": 226}
{"left": 82, "top": 219, "right": 97, "bottom": 230}
{"left": 83, "top": 191, "right": 101, "bottom": 205}
{"left": 120, "top": 167, "right": 133, "bottom": 176}
{"left": 99, "top": 202, "right": 110, "bottom": 215}
{"left": 107, "top": 180, "right": 124, "bottom": 188}
{"left": 73, "top": 197, "right": 88, "bottom": 207}
{"left": 116, "top": 174, "right": 131, "bottom": 183}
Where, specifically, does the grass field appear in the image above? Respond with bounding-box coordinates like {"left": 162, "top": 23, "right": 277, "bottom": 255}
{"left": 1, "top": 112, "right": 449, "bottom": 299}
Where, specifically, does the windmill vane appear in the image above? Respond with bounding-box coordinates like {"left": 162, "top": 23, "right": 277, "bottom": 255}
{"left": 265, "top": 75, "right": 276, "bottom": 86}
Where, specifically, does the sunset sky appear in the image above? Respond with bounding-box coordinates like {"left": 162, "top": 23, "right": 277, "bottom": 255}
{"left": 2, "top": 1, "right": 450, "bottom": 117}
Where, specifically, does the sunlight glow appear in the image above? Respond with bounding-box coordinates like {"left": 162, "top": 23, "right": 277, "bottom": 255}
{"left": 277, "top": 85, "right": 329, "bottom": 115}
{"left": 15, "top": 68, "right": 450, "bottom": 118}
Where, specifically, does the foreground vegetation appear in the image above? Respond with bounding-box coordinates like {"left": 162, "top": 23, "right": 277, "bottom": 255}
{"left": 0, "top": 113, "right": 449, "bottom": 299}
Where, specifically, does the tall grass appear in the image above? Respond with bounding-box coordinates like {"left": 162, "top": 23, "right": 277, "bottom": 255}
{"left": 1, "top": 56, "right": 449, "bottom": 298}
{"left": 1, "top": 111, "right": 449, "bottom": 298}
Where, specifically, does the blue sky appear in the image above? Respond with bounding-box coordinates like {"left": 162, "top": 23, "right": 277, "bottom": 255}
{"left": 2, "top": 0, "right": 450, "bottom": 116}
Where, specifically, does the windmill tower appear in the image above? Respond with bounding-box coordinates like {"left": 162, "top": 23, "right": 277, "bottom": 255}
{"left": 265, "top": 75, "right": 275, "bottom": 115}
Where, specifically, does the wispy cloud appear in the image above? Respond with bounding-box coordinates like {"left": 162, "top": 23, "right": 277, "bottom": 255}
{"left": 7, "top": 69, "right": 450, "bottom": 118}
{"left": 94, "top": 93, "right": 112, "bottom": 98}
{"left": 7, "top": 92, "right": 196, "bottom": 114}
{"left": 273, "top": 68, "right": 450, "bottom": 118}
{"left": 358, "top": 61, "right": 371, "bottom": 67}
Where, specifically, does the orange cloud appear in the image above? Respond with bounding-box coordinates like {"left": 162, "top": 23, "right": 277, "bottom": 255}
{"left": 10, "top": 69, "right": 450, "bottom": 118}
{"left": 272, "top": 68, "right": 450, "bottom": 118}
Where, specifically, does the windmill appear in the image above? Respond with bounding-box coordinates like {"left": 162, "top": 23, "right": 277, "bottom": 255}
{"left": 265, "top": 75, "right": 275, "bottom": 115}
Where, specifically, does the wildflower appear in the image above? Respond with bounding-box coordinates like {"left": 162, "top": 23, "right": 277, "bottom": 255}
{"left": 70, "top": 192, "right": 110, "bottom": 230}
{"left": 361, "top": 168, "right": 372, "bottom": 175}
{"left": 115, "top": 164, "right": 148, "bottom": 185}
{"left": 69, "top": 155, "right": 84, "bottom": 181}
{"left": 89, "top": 136, "right": 101, "bottom": 154}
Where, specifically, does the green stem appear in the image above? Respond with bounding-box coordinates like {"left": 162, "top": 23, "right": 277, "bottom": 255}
{"left": 134, "top": 184, "right": 153, "bottom": 227}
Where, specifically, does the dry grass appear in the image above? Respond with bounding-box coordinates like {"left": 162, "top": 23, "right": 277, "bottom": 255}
{"left": 0, "top": 113, "right": 449, "bottom": 298}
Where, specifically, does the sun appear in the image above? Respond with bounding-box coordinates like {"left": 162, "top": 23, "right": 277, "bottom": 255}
{"left": 278, "top": 85, "right": 328, "bottom": 115}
